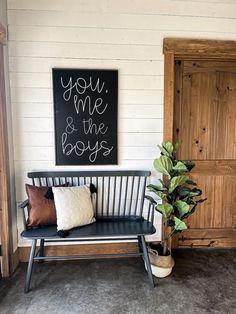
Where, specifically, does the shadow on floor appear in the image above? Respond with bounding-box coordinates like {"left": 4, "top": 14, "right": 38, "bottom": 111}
{"left": 0, "top": 248, "right": 235, "bottom": 314}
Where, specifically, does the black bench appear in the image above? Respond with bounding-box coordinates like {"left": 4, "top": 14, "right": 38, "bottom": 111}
{"left": 20, "top": 170, "right": 156, "bottom": 292}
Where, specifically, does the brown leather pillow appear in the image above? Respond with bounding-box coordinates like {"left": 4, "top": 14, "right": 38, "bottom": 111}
{"left": 26, "top": 184, "right": 60, "bottom": 226}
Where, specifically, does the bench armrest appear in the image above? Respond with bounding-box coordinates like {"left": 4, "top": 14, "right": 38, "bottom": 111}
{"left": 144, "top": 195, "right": 157, "bottom": 205}
{"left": 19, "top": 199, "right": 29, "bottom": 209}
{"left": 144, "top": 195, "right": 156, "bottom": 224}
{"left": 19, "top": 199, "right": 29, "bottom": 230}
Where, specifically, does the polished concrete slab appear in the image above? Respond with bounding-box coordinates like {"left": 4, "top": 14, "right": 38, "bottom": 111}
{"left": 0, "top": 249, "right": 235, "bottom": 314}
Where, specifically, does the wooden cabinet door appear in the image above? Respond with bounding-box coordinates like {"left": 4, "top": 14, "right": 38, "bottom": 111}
{"left": 174, "top": 60, "right": 236, "bottom": 248}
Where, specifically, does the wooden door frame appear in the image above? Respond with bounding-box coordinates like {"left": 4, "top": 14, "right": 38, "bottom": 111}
{"left": 0, "top": 23, "right": 13, "bottom": 277}
{"left": 163, "top": 38, "right": 236, "bottom": 143}
{"left": 163, "top": 38, "right": 236, "bottom": 248}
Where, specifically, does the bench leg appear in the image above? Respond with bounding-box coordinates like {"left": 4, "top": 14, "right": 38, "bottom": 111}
{"left": 39, "top": 239, "right": 45, "bottom": 263}
{"left": 24, "top": 239, "right": 37, "bottom": 293}
{"left": 139, "top": 235, "right": 155, "bottom": 288}
{"left": 137, "top": 235, "right": 142, "bottom": 253}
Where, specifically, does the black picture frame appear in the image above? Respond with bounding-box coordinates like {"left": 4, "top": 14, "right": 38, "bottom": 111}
{"left": 52, "top": 68, "right": 118, "bottom": 165}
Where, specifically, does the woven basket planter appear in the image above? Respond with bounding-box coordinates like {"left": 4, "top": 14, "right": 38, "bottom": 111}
{"left": 148, "top": 246, "right": 175, "bottom": 278}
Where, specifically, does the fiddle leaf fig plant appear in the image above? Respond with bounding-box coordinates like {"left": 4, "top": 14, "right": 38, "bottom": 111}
{"left": 147, "top": 141, "right": 206, "bottom": 256}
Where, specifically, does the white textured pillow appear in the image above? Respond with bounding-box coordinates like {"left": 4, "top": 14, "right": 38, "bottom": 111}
{"left": 52, "top": 185, "right": 95, "bottom": 231}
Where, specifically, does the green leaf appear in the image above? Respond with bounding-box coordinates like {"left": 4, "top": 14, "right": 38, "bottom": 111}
{"left": 157, "top": 145, "right": 170, "bottom": 157}
{"left": 156, "top": 203, "right": 173, "bottom": 218}
{"left": 174, "top": 217, "right": 187, "bottom": 231}
{"left": 147, "top": 184, "right": 167, "bottom": 201}
{"left": 163, "top": 141, "right": 174, "bottom": 155}
{"left": 183, "top": 161, "right": 195, "bottom": 172}
{"left": 182, "top": 198, "right": 197, "bottom": 205}
{"left": 174, "top": 141, "right": 181, "bottom": 153}
{"left": 186, "top": 180, "right": 197, "bottom": 186}
{"left": 168, "top": 175, "right": 189, "bottom": 193}
{"left": 157, "top": 141, "right": 174, "bottom": 157}
{"left": 173, "top": 161, "right": 188, "bottom": 172}
{"left": 178, "top": 187, "right": 202, "bottom": 199}
{"left": 156, "top": 191, "right": 168, "bottom": 201}
{"left": 147, "top": 184, "right": 165, "bottom": 192}
{"left": 175, "top": 200, "right": 190, "bottom": 218}
{"left": 177, "top": 187, "right": 191, "bottom": 198}
{"left": 181, "top": 193, "right": 203, "bottom": 208}
{"left": 158, "top": 179, "right": 166, "bottom": 187}
{"left": 154, "top": 156, "right": 173, "bottom": 176}
{"left": 182, "top": 204, "right": 198, "bottom": 219}
{"left": 188, "top": 188, "right": 202, "bottom": 197}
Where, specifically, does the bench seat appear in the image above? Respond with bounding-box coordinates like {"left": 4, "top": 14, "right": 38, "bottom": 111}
{"left": 21, "top": 219, "right": 156, "bottom": 240}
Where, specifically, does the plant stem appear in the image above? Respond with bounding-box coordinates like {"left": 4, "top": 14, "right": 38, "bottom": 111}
{"left": 163, "top": 220, "right": 168, "bottom": 256}
{"left": 168, "top": 229, "right": 176, "bottom": 239}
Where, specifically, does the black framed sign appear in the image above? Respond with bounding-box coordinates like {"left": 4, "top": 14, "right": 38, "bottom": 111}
{"left": 53, "top": 68, "right": 118, "bottom": 165}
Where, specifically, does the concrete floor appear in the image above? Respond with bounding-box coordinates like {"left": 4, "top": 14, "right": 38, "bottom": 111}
{"left": 0, "top": 249, "right": 235, "bottom": 314}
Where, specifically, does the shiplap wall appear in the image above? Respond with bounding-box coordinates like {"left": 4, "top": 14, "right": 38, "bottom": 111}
{"left": 7, "top": 0, "right": 236, "bottom": 246}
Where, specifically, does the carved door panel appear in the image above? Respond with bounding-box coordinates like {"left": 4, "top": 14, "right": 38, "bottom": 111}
{"left": 174, "top": 60, "right": 236, "bottom": 247}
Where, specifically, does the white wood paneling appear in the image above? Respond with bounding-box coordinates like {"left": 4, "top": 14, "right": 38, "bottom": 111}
{"left": 120, "top": 119, "right": 163, "bottom": 133}
{"left": 14, "top": 146, "right": 158, "bottom": 161}
{"left": 9, "top": 57, "right": 164, "bottom": 75}
{"left": 9, "top": 72, "right": 164, "bottom": 90}
{"left": 14, "top": 160, "right": 156, "bottom": 176}
{"left": 8, "top": 0, "right": 236, "bottom": 245}
{"left": 14, "top": 117, "right": 54, "bottom": 132}
{"left": 13, "top": 132, "right": 162, "bottom": 148}
{"left": 7, "top": 10, "right": 236, "bottom": 33}
{"left": 12, "top": 103, "right": 163, "bottom": 119}
{"left": 14, "top": 146, "right": 55, "bottom": 161}
{"left": 12, "top": 102, "right": 53, "bottom": 117}
{"left": 119, "top": 105, "right": 163, "bottom": 119}
{"left": 13, "top": 132, "right": 54, "bottom": 147}
{"left": 10, "top": 87, "right": 164, "bottom": 104}
{"left": 9, "top": 41, "right": 162, "bottom": 60}
{"left": 13, "top": 117, "right": 162, "bottom": 133}
{"left": 8, "top": 0, "right": 236, "bottom": 18}
{"left": 120, "top": 133, "right": 162, "bottom": 147}
{"left": 8, "top": 26, "right": 171, "bottom": 45}
{"left": 8, "top": 26, "right": 236, "bottom": 46}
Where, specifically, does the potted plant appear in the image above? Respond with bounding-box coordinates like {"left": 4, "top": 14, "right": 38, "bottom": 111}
{"left": 147, "top": 141, "right": 206, "bottom": 277}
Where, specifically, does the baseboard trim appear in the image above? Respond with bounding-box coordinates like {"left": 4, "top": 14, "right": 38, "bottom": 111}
{"left": 19, "top": 242, "right": 139, "bottom": 262}
{"left": 12, "top": 248, "right": 19, "bottom": 272}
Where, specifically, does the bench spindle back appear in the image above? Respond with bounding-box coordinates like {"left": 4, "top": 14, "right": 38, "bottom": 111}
{"left": 27, "top": 170, "right": 151, "bottom": 220}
